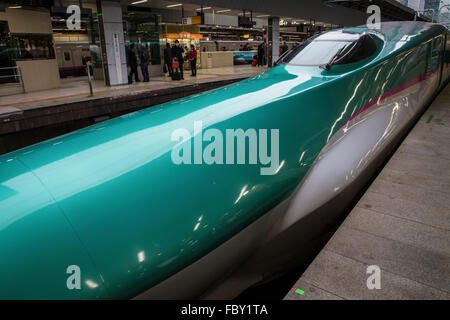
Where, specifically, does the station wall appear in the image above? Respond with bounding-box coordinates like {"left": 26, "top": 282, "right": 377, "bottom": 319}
{"left": 0, "top": 8, "right": 60, "bottom": 93}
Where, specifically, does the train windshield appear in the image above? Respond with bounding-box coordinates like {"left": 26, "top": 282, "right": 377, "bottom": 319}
{"left": 280, "top": 31, "right": 377, "bottom": 68}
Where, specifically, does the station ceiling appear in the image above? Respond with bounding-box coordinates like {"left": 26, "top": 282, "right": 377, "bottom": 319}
{"left": 131, "top": 0, "right": 270, "bottom": 19}
{"left": 324, "top": 0, "right": 429, "bottom": 21}
{"left": 161, "top": 0, "right": 370, "bottom": 25}
{"left": 116, "top": 0, "right": 343, "bottom": 27}
{"left": 2, "top": 0, "right": 427, "bottom": 25}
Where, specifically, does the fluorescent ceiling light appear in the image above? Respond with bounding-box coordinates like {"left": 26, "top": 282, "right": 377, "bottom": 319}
{"left": 131, "top": 0, "right": 148, "bottom": 4}
{"left": 8, "top": 6, "right": 22, "bottom": 9}
{"left": 196, "top": 7, "right": 212, "bottom": 10}
{"left": 256, "top": 15, "right": 270, "bottom": 17}
{"left": 216, "top": 9, "right": 231, "bottom": 13}
{"left": 166, "top": 3, "right": 183, "bottom": 8}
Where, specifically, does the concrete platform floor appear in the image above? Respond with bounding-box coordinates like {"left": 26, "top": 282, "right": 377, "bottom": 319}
{"left": 0, "top": 65, "right": 267, "bottom": 113}
{"left": 285, "top": 84, "right": 450, "bottom": 300}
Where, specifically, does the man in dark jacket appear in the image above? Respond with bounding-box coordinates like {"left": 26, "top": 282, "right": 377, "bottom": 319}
{"left": 257, "top": 43, "right": 265, "bottom": 66}
{"left": 128, "top": 43, "right": 140, "bottom": 84}
{"left": 171, "top": 40, "right": 184, "bottom": 80}
{"left": 280, "top": 41, "right": 289, "bottom": 55}
{"left": 139, "top": 44, "right": 150, "bottom": 82}
{"left": 163, "top": 43, "right": 173, "bottom": 77}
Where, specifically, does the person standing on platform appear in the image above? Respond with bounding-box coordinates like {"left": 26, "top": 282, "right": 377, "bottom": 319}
{"left": 184, "top": 46, "right": 189, "bottom": 62}
{"left": 172, "top": 57, "right": 180, "bottom": 79}
{"left": 257, "top": 43, "right": 265, "bottom": 66}
{"left": 128, "top": 43, "right": 140, "bottom": 84}
{"left": 188, "top": 44, "right": 197, "bottom": 77}
{"left": 139, "top": 44, "right": 150, "bottom": 82}
{"left": 163, "top": 43, "right": 173, "bottom": 77}
{"left": 171, "top": 40, "right": 184, "bottom": 80}
{"left": 280, "top": 41, "right": 289, "bottom": 55}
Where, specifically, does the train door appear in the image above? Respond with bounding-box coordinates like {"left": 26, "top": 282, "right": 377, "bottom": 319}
{"left": 71, "top": 49, "right": 81, "bottom": 68}
{"left": 431, "top": 35, "right": 444, "bottom": 87}
{"left": 424, "top": 37, "right": 442, "bottom": 91}
{"left": 425, "top": 40, "right": 432, "bottom": 76}
{"left": 443, "top": 33, "right": 450, "bottom": 84}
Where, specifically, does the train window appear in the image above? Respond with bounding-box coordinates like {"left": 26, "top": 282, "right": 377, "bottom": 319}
{"left": 64, "top": 52, "right": 71, "bottom": 61}
{"left": 334, "top": 35, "right": 377, "bottom": 65}
{"left": 283, "top": 40, "right": 355, "bottom": 66}
{"left": 280, "top": 32, "right": 377, "bottom": 69}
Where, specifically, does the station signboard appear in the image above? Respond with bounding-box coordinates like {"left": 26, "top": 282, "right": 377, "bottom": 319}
{"left": 182, "top": 16, "right": 202, "bottom": 25}
{"left": 161, "top": 32, "right": 203, "bottom": 39}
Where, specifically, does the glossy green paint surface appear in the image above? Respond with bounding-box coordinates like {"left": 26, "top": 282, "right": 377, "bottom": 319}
{"left": 0, "top": 157, "right": 108, "bottom": 299}
{"left": 0, "top": 22, "right": 448, "bottom": 299}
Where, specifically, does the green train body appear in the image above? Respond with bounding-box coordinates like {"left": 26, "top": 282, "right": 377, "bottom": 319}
{"left": 0, "top": 22, "right": 449, "bottom": 299}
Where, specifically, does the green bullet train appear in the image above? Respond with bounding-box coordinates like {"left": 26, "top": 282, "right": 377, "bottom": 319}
{"left": 0, "top": 22, "right": 449, "bottom": 299}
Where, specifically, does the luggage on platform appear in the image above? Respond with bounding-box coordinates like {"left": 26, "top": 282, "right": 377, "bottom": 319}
{"left": 171, "top": 72, "right": 181, "bottom": 80}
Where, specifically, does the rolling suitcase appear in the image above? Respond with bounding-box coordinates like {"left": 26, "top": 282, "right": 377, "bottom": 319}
{"left": 171, "top": 72, "right": 181, "bottom": 80}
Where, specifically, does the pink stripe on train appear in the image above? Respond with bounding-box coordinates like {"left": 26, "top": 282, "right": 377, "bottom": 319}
{"left": 338, "top": 68, "right": 440, "bottom": 131}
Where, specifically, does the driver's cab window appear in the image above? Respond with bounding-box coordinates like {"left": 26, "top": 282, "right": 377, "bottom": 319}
{"left": 337, "top": 35, "right": 377, "bottom": 65}
{"left": 280, "top": 31, "right": 377, "bottom": 68}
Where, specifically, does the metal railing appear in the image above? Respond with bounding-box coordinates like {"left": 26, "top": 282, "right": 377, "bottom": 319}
{"left": 438, "top": 4, "right": 450, "bottom": 24}
{"left": 414, "top": 5, "right": 450, "bottom": 23}
{"left": 414, "top": 9, "right": 435, "bottom": 22}
{"left": 0, "top": 66, "right": 25, "bottom": 93}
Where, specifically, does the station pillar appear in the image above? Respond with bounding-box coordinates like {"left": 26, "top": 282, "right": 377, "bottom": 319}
{"left": 96, "top": 0, "right": 128, "bottom": 86}
{"left": 267, "top": 17, "right": 280, "bottom": 67}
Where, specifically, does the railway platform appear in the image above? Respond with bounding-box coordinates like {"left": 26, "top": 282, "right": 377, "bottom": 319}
{"left": 0, "top": 66, "right": 266, "bottom": 155}
{"left": 284, "top": 84, "right": 450, "bottom": 300}
{"left": 0, "top": 66, "right": 265, "bottom": 113}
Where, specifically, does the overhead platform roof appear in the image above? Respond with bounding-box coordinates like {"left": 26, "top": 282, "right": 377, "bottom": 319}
{"left": 0, "top": 0, "right": 54, "bottom": 9}
{"left": 173, "top": 0, "right": 370, "bottom": 26}
{"left": 324, "top": 0, "right": 430, "bottom": 22}
{"left": 2, "top": 0, "right": 430, "bottom": 24}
